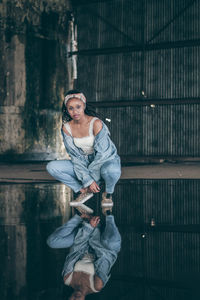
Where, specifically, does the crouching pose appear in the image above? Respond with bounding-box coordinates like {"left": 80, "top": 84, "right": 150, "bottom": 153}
{"left": 47, "top": 212, "right": 121, "bottom": 300}
{"left": 46, "top": 89, "right": 121, "bottom": 214}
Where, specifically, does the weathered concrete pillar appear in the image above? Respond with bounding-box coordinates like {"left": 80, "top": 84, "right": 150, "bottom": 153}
{"left": 0, "top": 0, "right": 74, "bottom": 160}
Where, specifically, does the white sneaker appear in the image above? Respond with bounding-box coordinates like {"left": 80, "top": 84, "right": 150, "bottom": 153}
{"left": 75, "top": 203, "right": 94, "bottom": 214}
{"left": 70, "top": 192, "right": 94, "bottom": 207}
{"left": 101, "top": 192, "right": 113, "bottom": 207}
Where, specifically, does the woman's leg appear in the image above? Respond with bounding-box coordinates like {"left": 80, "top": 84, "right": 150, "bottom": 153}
{"left": 101, "top": 215, "right": 121, "bottom": 253}
{"left": 100, "top": 159, "right": 121, "bottom": 194}
{"left": 89, "top": 217, "right": 121, "bottom": 287}
{"left": 47, "top": 215, "right": 82, "bottom": 249}
{"left": 46, "top": 160, "right": 83, "bottom": 193}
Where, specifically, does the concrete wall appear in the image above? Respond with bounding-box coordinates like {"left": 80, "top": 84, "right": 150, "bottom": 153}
{"left": 0, "top": 0, "right": 73, "bottom": 160}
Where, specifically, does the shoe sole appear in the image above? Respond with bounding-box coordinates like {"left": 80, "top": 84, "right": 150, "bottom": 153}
{"left": 70, "top": 193, "right": 94, "bottom": 206}
{"left": 101, "top": 203, "right": 113, "bottom": 207}
{"left": 101, "top": 199, "right": 113, "bottom": 207}
{"left": 76, "top": 203, "right": 94, "bottom": 214}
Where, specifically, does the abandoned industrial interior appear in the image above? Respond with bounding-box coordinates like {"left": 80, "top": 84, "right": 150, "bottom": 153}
{"left": 0, "top": 0, "right": 200, "bottom": 299}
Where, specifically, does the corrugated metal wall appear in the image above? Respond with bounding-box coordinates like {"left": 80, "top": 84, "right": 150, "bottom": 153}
{"left": 73, "top": 0, "right": 200, "bottom": 158}
{"left": 97, "top": 105, "right": 200, "bottom": 156}
{"left": 71, "top": 1, "right": 200, "bottom": 299}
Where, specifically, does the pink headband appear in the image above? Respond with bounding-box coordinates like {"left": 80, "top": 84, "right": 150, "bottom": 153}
{"left": 64, "top": 93, "right": 86, "bottom": 106}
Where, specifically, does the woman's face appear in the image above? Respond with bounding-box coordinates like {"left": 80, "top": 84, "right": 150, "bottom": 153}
{"left": 66, "top": 98, "right": 85, "bottom": 121}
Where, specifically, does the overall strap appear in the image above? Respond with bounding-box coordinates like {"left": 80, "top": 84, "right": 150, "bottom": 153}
{"left": 64, "top": 122, "right": 73, "bottom": 136}
{"left": 89, "top": 117, "right": 98, "bottom": 136}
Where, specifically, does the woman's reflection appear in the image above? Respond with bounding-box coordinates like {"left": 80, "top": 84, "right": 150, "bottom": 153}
{"left": 47, "top": 209, "right": 121, "bottom": 300}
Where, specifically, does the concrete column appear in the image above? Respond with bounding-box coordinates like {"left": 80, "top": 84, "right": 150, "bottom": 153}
{"left": 0, "top": 0, "right": 74, "bottom": 160}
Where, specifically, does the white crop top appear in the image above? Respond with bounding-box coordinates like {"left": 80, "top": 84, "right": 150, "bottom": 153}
{"left": 64, "top": 253, "right": 99, "bottom": 293}
{"left": 64, "top": 117, "right": 98, "bottom": 155}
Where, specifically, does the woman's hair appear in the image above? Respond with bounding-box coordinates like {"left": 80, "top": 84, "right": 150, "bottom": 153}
{"left": 62, "top": 89, "right": 99, "bottom": 123}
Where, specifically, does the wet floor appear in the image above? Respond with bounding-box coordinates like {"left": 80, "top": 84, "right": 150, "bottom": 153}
{"left": 0, "top": 179, "right": 200, "bottom": 300}
{"left": 0, "top": 183, "right": 72, "bottom": 300}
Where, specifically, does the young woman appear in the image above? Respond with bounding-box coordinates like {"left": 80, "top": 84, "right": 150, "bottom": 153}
{"left": 46, "top": 90, "right": 121, "bottom": 213}
{"left": 47, "top": 211, "right": 121, "bottom": 299}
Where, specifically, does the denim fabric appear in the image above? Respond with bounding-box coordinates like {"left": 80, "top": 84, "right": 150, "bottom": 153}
{"left": 60, "top": 122, "right": 121, "bottom": 187}
{"left": 46, "top": 158, "right": 121, "bottom": 193}
{"left": 46, "top": 122, "right": 121, "bottom": 193}
{"left": 47, "top": 214, "right": 121, "bottom": 287}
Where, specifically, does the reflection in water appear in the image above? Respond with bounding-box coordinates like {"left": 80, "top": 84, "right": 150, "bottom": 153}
{"left": 1, "top": 180, "right": 200, "bottom": 300}
{"left": 0, "top": 183, "right": 71, "bottom": 300}
{"left": 46, "top": 214, "right": 121, "bottom": 299}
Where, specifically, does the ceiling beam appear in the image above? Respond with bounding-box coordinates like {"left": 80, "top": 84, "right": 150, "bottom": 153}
{"left": 147, "top": 0, "right": 197, "bottom": 43}
{"left": 69, "top": 39, "right": 200, "bottom": 56}
{"left": 88, "top": 97, "right": 200, "bottom": 107}
{"left": 72, "top": 0, "right": 115, "bottom": 6}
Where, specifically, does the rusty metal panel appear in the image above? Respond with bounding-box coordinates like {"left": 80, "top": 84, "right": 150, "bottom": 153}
{"left": 145, "top": 0, "right": 200, "bottom": 43}
{"left": 76, "top": 46, "right": 200, "bottom": 104}
{"left": 144, "top": 47, "right": 200, "bottom": 99}
{"left": 75, "top": 0, "right": 200, "bottom": 103}
{"left": 76, "top": 0, "right": 143, "bottom": 50}
{"left": 75, "top": 0, "right": 143, "bottom": 102}
{"left": 76, "top": 45, "right": 200, "bottom": 102}
{"left": 77, "top": 51, "right": 142, "bottom": 101}
{"left": 96, "top": 104, "right": 200, "bottom": 156}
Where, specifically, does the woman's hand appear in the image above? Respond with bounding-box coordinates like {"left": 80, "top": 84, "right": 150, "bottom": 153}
{"left": 89, "top": 181, "right": 101, "bottom": 193}
{"left": 90, "top": 216, "right": 100, "bottom": 227}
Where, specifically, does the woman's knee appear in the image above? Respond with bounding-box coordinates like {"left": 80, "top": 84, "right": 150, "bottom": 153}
{"left": 46, "top": 161, "right": 57, "bottom": 175}
{"left": 46, "top": 235, "right": 57, "bottom": 248}
{"left": 46, "top": 160, "right": 72, "bottom": 176}
{"left": 102, "top": 238, "right": 121, "bottom": 253}
{"left": 46, "top": 234, "right": 74, "bottom": 249}
{"left": 101, "top": 164, "right": 121, "bottom": 181}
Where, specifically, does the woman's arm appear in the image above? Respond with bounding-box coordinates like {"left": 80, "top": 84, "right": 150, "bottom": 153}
{"left": 62, "top": 124, "right": 70, "bottom": 136}
{"left": 93, "top": 119, "right": 103, "bottom": 136}
{"left": 88, "top": 123, "right": 119, "bottom": 183}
